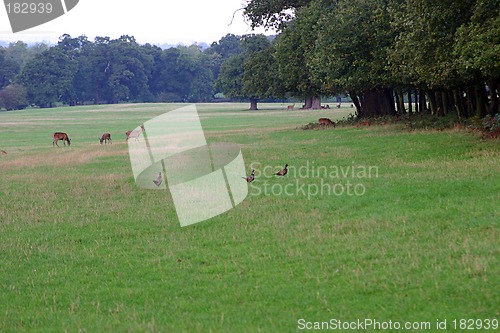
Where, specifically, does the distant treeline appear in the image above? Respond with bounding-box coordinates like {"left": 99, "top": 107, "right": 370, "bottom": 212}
{"left": 0, "top": 34, "right": 259, "bottom": 109}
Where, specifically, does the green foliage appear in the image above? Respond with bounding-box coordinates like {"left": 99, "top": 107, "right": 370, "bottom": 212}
{"left": 389, "top": 0, "right": 476, "bottom": 89}
{"left": 243, "top": 0, "right": 312, "bottom": 29}
{"left": 10, "top": 34, "right": 224, "bottom": 107}
{"left": 0, "top": 48, "right": 20, "bottom": 89}
{"left": 274, "top": 3, "right": 324, "bottom": 99}
{"left": 2, "top": 41, "right": 48, "bottom": 73}
{"left": 313, "top": 0, "right": 395, "bottom": 92}
{"left": 215, "top": 54, "right": 245, "bottom": 99}
{"left": 19, "top": 47, "right": 77, "bottom": 108}
{"left": 205, "top": 34, "right": 244, "bottom": 86}
{"left": 243, "top": 45, "right": 279, "bottom": 98}
{"left": 245, "top": 0, "right": 499, "bottom": 117}
{"left": 5, "top": 0, "right": 500, "bottom": 115}
{"left": 0, "top": 84, "right": 28, "bottom": 110}
{"left": 454, "top": 0, "right": 500, "bottom": 80}
{"left": 216, "top": 34, "right": 277, "bottom": 104}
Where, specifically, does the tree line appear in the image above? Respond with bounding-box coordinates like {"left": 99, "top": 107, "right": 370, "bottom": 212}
{"left": 0, "top": 34, "right": 246, "bottom": 109}
{"left": 0, "top": 0, "right": 498, "bottom": 119}
{"left": 241, "top": 0, "right": 499, "bottom": 117}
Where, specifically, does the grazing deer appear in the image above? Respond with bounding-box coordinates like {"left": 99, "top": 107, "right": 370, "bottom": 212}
{"left": 52, "top": 132, "right": 71, "bottom": 147}
{"left": 0, "top": 150, "right": 7, "bottom": 155}
{"left": 126, "top": 125, "right": 145, "bottom": 141}
{"left": 287, "top": 104, "right": 295, "bottom": 111}
{"left": 355, "top": 120, "right": 370, "bottom": 127}
{"left": 276, "top": 164, "right": 289, "bottom": 176}
{"left": 318, "top": 118, "right": 336, "bottom": 127}
{"left": 99, "top": 133, "right": 112, "bottom": 144}
{"left": 242, "top": 169, "right": 255, "bottom": 183}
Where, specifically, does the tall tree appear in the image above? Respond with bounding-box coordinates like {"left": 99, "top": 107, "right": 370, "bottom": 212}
{"left": 243, "top": 0, "right": 312, "bottom": 30}
{"left": 216, "top": 34, "right": 274, "bottom": 109}
{"left": 244, "top": 0, "right": 326, "bottom": 108}
{"left": 0, "top": 47, "right": 19, "bottom": 89}
{"left": 216, "top": 54, "right": 245, "bottom": 102}
{"left": 454, "top": 0, "right": 500, "bottom": 115}
{"left": 274, "top": 2, "right": 326, "bottom": 109}
{"left": 56, "top": 34, "right": 92, "bottom": 105}
{"left": 150, "top": 47, "right": 184, "bottom": 102}
{"left": 104, "top": 35, "right": 153, "bottom": 103}
{"left": 243, "top": 42, "right": 283, "bottom": 107}
{"left": 312, "top": 0, "right": 397, "bottom": 117}
{"left": 206, "top": 34, "right": 244, "bottom": 83}
{"left": 0, "top": 84, "right": 28, "bottom": 110}
{"left": 19, "top": 47, "right": 77, "bottom": 108}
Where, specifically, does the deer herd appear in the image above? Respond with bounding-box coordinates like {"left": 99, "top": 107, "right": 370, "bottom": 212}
{"left": 1, "top": 110, "right": 337, "bottom": 155}
{"left": 47, "top": 126, "right": 145, "bottom": 148}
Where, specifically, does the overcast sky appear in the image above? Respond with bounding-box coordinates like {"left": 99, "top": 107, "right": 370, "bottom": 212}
{"left": 0, "top": 0, "right": 273, "bottom": 45}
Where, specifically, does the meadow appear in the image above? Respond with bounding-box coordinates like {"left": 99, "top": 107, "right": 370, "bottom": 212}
{"left": 0, "top": 103, "right": 498, "bottom": 332}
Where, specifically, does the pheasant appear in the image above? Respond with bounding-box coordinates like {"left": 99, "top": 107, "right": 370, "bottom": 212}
{"left": 276, "top": 164, "right": 289, "bottom": 176}
{"left": 243, "top": 169, "right": 255, "bottom": 183}
{"left": 153, "top": 172, "right": 163, "bottom": 187}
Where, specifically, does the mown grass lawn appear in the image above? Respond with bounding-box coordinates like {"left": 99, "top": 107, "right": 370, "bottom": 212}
{"left": 0, "top": 103, "right": 498, "bottom": 332}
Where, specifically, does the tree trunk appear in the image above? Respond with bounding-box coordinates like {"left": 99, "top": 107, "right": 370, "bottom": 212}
{"left": 434, "top": 91, "right": 445, "bottom": 116}
{"left": 349, "top": 91, "right": 362, "bottom": 118}
{"left": 249, "top": 97, "right": 258, "bottom": 110}
{"left": 304, "top": 97, "right": 312, "bottom": 109}
{"left": 357, "top": 87, "right": 395, "bottom": 118}
{"left": 408, "top": 89, "right": 413, "bottom": 114}
{"left": 311, "top": 96, "right": 321, "bottom": 110}
{"left": 395, "top": 90, "right": 402, "bottom": 114}
{"left": 382, "top": 88, "right": 397, "bottom": 116}
{"left": 426, "top": 91, "right": 437, "bottom": 115}
{"left": 418, "top": 89, "right": 427, "bottom": 113}
{"left": 453, "top": 89, "right": 466, "bottom": 118}
{"left": 361, "top": 88, "right": 380, "bottom": 117}
{"left": 466, "top": 86, "right": 475, "bottom": 117}
{"left": 395, "top": 89, "right": 406, "bottom": 114}
{"left": 441, "top": 91, "right": 449, "bottom": 116}
{"left": 474, "top": 83, "right": 487, "bottom": 117}
{"left": 487, "top": 79, "right": 499, "bottom": 115}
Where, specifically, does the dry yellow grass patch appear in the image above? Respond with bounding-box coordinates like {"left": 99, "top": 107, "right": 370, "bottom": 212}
{"left": 1, "top": 146, "right": 128, "bottom": 171}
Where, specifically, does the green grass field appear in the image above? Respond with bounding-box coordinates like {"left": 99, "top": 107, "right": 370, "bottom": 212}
{"left": 0, "top": 103, "right": 498, "bottom": 332}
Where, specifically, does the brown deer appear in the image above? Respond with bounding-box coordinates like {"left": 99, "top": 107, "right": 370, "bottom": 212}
{"left": 318, "top": 118, "right": 336, "bottom": 127}
{"left": 0, "top": 149, "right": 7, "bottom": 155}
{"left": 287, "top": 104, "right": 295, "bottom": 111}
{"left": 99, "top": 133, "right": 112, "bottom": 144}
{"left": 126, "top": 125, "right": 145, "bottom": 141}
{"left": 52, "top": 132, "right": 71, "bottom": 147}
{"left": 355, "top": 120, "right": 370, "bottom": 127}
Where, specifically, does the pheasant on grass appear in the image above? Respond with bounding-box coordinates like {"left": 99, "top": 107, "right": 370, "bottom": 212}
{"left": 243, "top": 169, "right": 255, "bottom": 183}
{"left": 276, "top": 164, "right": 289, "bottom": 176}
{"left": 153, "top": 172, "right": 163, "bottom": 187}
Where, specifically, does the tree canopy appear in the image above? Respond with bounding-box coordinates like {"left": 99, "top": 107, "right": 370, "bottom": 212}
{"left": 1, "top": 0, "right": 498, "bottom": 118}
{"left": 242, "top": 0, "right": 499, "bottom": 116}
